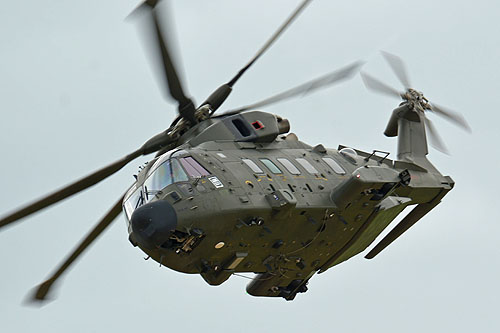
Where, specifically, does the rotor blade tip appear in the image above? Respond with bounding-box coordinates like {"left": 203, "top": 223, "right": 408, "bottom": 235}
{"left": 22, "top": 279, "right": 56, "bottom": 307}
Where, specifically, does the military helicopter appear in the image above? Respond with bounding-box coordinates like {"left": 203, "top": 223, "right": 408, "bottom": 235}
{"left": 0, "top": 0, "right": 470, "bottom": 303}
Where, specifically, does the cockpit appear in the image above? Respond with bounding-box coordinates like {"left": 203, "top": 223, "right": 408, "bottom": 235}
{"left": 144, "top": 158, "right": 188, "bottom": 201}
{"left": 122, "top": 149, "right": 210, "bottom": 223}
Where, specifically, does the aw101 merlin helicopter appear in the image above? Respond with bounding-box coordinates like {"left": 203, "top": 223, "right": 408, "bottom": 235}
{"left": 0, "top": 0, "right": 470, "bottom": 303}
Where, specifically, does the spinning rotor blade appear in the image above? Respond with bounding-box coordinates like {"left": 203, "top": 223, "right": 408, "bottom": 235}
{"left": 204, "top": 0, "right": 313, "bottom": 114}
{"left": 381, "top": 51, "right": 411, "bottom": 89}
{"left": 31, "top": 195, "right": 124, "bottom": 303}
{"left": 217, "top": 61, "right": 363, "bottom": 116}
{"left": 424, "top": 116, "right": 449, "bottom": 154}
{"left": 130, "top": 0, "right": 196, "bottom": 124}
{"left": 430, "top": 102, "right": 471, "bottom": 132}
{"left": 360, "top": 72, "right": 402, "bottom": 99}
{"left": 0, "top": 130, "right": 175, "bottom": 229}
{"left": 226, "top": 0, "right": 312, "bottom": 88}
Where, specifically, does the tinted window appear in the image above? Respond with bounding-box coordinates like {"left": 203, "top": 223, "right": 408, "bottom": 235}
{"left": 172, "top": 159, "right": 190, "bottom": 182}
{"left": 144, "top": 159, "right": 188, "bottom": 201}
{"left": 180, "top": 157, "right": 210, "bottom": 177}
{"left": 242, "top": 159, "right": 264, "bottom": 174}
{"left": 260, "top": 158, "right": 282, "bottom": 174}
{"left": 322, "top": 157, "right": 346, "bottom": 175}
{"left": 277, "top": 158, "right": 301, "bottom": 175}
{"left": 295, "top": 158, "right": 319, "bottom": 174}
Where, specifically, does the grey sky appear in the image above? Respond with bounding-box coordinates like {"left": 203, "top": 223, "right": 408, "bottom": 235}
{"left": 1, "top": 0, "right": 499, "bottom": 332}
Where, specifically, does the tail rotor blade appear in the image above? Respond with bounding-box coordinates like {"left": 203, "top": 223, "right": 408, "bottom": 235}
{"left": 381, "top": 51, "right": 412, "bottom": 89}
{"left": 218, "top": 61, "right": 363, "bottom": 116}
{"left": 430, "top": 103, "right": 471, "bottom": 132}
{"left": 30, "top": 195, "right": 125, "bottom": 303}
{"left": 424, "top": 116, "right": 449, "bottom": 154}
{"left": 360, "top": 72, "right": 402, "bottom": 99}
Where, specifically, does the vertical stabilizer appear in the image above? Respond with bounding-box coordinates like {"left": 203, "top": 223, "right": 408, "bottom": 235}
{"left": 385, "top": 104, "right": 437, "bottom": 171}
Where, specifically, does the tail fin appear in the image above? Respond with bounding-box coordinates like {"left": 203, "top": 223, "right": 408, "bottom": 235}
{"left": 385, "top": 104, "right": 437, "bottom": 171}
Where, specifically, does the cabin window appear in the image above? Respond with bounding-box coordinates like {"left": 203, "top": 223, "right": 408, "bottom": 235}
{"left": 277, "top": 158, "right": 301, "bottom": 175}
{"left": 242, "top": 158, "right": 264, "bottom": 174}
{"left": 295, "top": 158, "right": 319, "bottom": 174}
{"left": 123, "top": 187, "right": 143, "bottom": 220}
{"left": 259, "top": 158, "right": 282, "bottom": 174}
{"left": 179, "top": 156, "right": 210, "bottom": 178}
{"left": 144, "top": 159, "right": 188, "bottom": 201}
{"left": 322, "top": 157, "right": 346, "bottom": 175}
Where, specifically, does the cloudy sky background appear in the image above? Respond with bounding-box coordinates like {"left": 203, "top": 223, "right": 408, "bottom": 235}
{"left": 1, "top": 0, "right": 499, "bottom": 332}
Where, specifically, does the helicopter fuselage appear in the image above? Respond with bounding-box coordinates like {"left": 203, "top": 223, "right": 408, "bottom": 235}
{"left": 123, "top": 110, "right": 454, "bottom": 300}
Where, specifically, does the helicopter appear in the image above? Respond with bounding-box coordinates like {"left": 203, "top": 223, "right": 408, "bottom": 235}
{"left": 0, "top": 0, "right": 470, "bottom": 303}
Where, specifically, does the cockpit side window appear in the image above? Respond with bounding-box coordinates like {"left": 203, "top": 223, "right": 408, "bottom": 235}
{"left": 179, "top": 157, "right": 210, "bottom": 178}
{"left": 123, "top": 187, "right": 143, "bottom": 221}
{"left": 172, "top": 159, "right": 189, "bottom": 182}
{"left": 144, "top": 159, "right": 188, "bottom": 201}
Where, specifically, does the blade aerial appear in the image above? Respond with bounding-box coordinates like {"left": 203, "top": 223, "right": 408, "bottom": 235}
{"left": 217, "top": 61, "right": 363, "bottom": 116}
{"left": 204, "top": 0, "right": 313, "bottom": 114}
{"left": 360, "top": 72, "right": 402, "bottom": 99}
{"left": 130, "top": 0, "right": 197, "bottom": 124}
{"left": 30, "top": 195, "right": 125, "bottom": 303}
{"left": 0, "top": 129, "right": 176, "bottom": 229}
{"left": 381, "top": 51, "right": 412, "bottom": 89}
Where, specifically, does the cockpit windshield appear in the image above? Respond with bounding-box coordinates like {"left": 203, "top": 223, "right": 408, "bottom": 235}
{"left": 144, "top": 158, "right": 188, "bottom": 201}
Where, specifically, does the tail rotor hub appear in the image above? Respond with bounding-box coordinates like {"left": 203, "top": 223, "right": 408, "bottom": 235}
{"left": 403, "top": 88, "right": 430, "bottom": 111}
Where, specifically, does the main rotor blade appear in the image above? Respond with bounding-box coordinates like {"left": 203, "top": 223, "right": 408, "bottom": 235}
{"left": 430, "top": 103, "right": 471, "bottom": 132}
{"left": 360, "top": 72, "right": 402, "bottom": 99}
{"left": 130, "top": 1, "right": 197, "bottom": 124}
{"left": 381, "top": 51, "right": 412, "bottom": 90}
{"left": 31, "top": 195, "right": 124, "bottom": 303}
{"left": 227, "top": 0, "right": 312, "bottom": 88}
{"left": 424, "top": 116, "right": 449, "bottom": 154}
{"left": 205, "top": 0, "right": 312, "bottom": 114}
{"left": 0, "top": 130, "right": 175, "bottom": 229}
{"left": 217, "top": 61, "right": 363, "bottom": 116}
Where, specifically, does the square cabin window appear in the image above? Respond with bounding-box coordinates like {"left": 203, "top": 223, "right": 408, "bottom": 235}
{"left": 322, "top": 157, "right": 346, "bottom": 175}
{"left": 277, "top": 158, "right": 301, "bottom": 175}
{"left": 260, "top": 158, "right": 282, "bottom": 174}
{"left": 242, "top": 158, "right": 264, "bottom": 174}
{"left": 295, "top": 158, "right": 319, "bottom": 174}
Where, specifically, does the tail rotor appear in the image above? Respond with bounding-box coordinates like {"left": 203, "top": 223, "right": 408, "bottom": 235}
{"left": 361, "top": 51, "right": 470, "bottom": 155}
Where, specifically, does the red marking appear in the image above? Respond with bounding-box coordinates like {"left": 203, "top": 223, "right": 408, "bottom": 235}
{"left": 251, "top": 121, "right": 264, "bottom": 130}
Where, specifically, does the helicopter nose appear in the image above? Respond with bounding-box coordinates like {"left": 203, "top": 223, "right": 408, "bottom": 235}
{"left": 130, "top": 200, "right": 177, "bottom": 249}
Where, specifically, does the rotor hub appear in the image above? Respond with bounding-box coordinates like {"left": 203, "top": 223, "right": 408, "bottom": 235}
{"left": 402, "top": 88, "right": 431, "bottom": 111}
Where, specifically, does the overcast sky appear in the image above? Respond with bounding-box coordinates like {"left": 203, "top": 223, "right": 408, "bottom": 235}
{"left": 1, "top": 0, "right": 499, "bottom": 332}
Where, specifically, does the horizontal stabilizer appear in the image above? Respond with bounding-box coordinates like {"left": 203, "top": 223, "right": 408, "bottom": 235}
{"left": 365, "top": 200, "right": 440, "bottom": 259}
